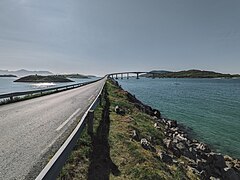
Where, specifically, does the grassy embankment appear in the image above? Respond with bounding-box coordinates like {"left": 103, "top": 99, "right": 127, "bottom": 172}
{"left": 59, "top": 79, "right": 199, "bottom": 180}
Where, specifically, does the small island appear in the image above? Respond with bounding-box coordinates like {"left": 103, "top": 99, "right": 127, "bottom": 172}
{"left": 14, "top": 75, "right": 74, "bottom": 83}
{"left": 143, "top": 69, "right": 240, "bottom": 78}
{"left": 62, "top": 74, "right": 90, "bottom": 79}
{"left": 0, "top": 74, "right": 17, "bottom": 78}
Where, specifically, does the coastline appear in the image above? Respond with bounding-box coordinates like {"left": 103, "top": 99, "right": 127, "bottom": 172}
{"left": 113, "top": 79, "right": 240, "bottom": 179}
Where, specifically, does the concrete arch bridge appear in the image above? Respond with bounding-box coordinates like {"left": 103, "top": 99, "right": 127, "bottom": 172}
{"left": 108, "top": 71, "right": 151, "bottom": 79}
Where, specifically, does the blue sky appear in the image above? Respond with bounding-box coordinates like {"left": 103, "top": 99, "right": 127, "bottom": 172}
{"left": 0, "top": 0, "right": 240, "bottom": 75}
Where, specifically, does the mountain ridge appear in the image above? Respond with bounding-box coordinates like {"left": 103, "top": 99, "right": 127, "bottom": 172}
{"left": 0, "top": 69, "right": 53, "bottom": 77}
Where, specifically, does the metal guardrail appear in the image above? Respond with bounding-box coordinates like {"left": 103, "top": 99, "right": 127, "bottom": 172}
{"left": 0, "top": 77, "right": 103, "bottom": 103}
{"left": 35, "top": 77, "right": 106, "bottom": 180}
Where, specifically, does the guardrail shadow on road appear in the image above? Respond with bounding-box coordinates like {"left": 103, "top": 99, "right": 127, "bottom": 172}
{"left": 87, "top": 85, "right": 120, "bottom": 180}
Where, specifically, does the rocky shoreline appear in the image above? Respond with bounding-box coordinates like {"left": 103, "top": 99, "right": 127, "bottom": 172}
{"left": 113, "top": 79, "right": 240, "bottom": 180}
{"left": 160, "top": 118, "right": 240, "bottom": 180}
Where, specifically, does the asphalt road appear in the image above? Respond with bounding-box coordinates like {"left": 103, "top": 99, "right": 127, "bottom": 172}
{"left": 0, "top": 78, "right": 106, "bottom": 180}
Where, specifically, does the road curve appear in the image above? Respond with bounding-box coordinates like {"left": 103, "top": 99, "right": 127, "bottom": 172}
{"left": 0, "top": 78, "right": 106, "bottom": 180}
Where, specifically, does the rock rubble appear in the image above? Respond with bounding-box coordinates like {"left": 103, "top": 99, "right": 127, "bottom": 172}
{"left": 158, "top": 116, "right": 240, "bottom": 179}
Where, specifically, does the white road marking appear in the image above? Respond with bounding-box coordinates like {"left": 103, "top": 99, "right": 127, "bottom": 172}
{"left": 88, "top": 94, "right": 95, "bottom": 101}
{"left": 56, "top": 108, "right": 81, "bottom": 131}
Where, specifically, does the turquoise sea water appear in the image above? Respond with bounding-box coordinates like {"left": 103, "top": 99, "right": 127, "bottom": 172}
{"left": 118, "top": 78, "right": 240, "bottom": 159}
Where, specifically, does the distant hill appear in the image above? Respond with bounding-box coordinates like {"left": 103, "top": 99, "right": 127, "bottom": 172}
{"left": 61, "top": 74, "right": 90, "bottom": 79}
{"left": 144, "top": 69, "right": 240, "bottom": 78}
{"left": 149, "top": 70, "right": 172, "bottom": 74}
{"left": 14, "top": 75, "right": 74, "bottom": 83}
{"left": 0, "top": 69, "right": 53, "bottom": 77}
{"left": 86, "top": 75, "right": 97, "bottom": 78}
{"left": 0, "top": 74, "right": 17, "bottom": 78}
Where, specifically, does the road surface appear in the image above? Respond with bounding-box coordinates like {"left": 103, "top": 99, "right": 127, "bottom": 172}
{"left": 0, "top": 78, "right": 106, "bottom": 180}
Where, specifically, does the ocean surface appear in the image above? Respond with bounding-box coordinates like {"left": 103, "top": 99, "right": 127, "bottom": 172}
{"left": 0, "top": 77, "right": 99, "bottom": 94}
{"left": 117, "top": 78, "right": 240, "bottom": 159}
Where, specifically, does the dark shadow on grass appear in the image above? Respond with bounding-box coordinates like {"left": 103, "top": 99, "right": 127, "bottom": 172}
{"left": 87, "top": 90, "right": 120, "bottom": 180}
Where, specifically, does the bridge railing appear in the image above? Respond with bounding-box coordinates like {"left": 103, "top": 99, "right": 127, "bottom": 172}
{"left": 35, "top": 77, "right": 106, "bottom": 180}
{"left": 0, "top": 77, "right": 103, "bottom": 104}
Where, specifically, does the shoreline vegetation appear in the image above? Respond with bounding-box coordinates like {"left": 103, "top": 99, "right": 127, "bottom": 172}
{"left": 59, "top": 78, "right": 240, "bottom": 180}
{"left": 14, "top": 75, "right": 74, "bottom": 83}
{"left": 142, "top": 69, "right": 240, "bottom": 78}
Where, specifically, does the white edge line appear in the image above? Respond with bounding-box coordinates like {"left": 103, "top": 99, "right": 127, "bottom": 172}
{"left": 35, "top": 78, "right": 106, "bottom": 180}
{"left": 56, "top": 108, "right": 82, "bottom": 131}
{"left": 87, "top": 94, "right": 95, "bottom": 101}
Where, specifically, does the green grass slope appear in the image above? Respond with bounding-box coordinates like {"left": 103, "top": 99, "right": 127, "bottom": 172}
{"left": 59, "top": 79, "right": 199, "bottom": 180}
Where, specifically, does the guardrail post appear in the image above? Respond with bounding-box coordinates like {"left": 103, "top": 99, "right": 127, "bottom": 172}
{"left": 10, "top": 96, "right": 13, "bottom": 102}
{"left": 99, "top": 95, "right": 102, "bottom": 106}
{"left": 87, "top": 110, "right": 94, "bottom": 135}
